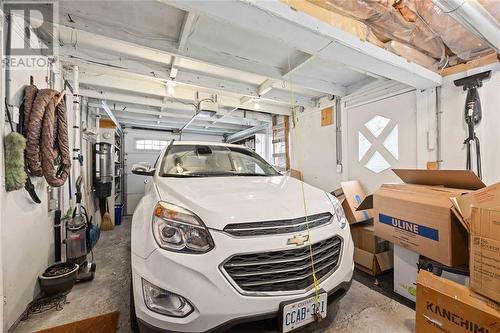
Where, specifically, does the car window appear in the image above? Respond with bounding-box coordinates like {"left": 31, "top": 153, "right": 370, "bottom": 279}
{"left": 160, "top": 145, "right": 280, "bottom": 177}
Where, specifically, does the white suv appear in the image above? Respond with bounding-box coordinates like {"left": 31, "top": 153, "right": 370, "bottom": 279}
{"left": 130, "top": 141, "right": 354, "bottom": 333}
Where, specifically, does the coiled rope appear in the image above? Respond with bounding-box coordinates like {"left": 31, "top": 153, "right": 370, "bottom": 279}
{"left": 23, "top": 85, "right": 71, "bottom": 187}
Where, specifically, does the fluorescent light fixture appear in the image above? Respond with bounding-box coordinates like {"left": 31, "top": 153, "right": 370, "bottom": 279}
{"left": 258, "top": 79, "right": 274, "bottom": 96}
{"left": 197, "top": 110, "right": 217, "bottom": 118}
{"left": 167, "top": 80, "right": 176, "bottom": 96}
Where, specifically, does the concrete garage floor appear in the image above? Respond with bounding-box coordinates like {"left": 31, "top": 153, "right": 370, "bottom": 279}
{"left": 14, "top": 217, "right": 415, "bottom": 333}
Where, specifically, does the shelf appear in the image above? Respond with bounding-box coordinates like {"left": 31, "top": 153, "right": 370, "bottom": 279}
{"left": 114, "top": 129, "right": 123, "bottom": 206}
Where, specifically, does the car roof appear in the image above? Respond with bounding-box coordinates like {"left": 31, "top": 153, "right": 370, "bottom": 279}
{"left": 171, "top": 141, "right": 245, "bottom": 149}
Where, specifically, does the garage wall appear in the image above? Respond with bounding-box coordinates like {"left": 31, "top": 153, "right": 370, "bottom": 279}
{"left": 0, "top": 64, "right": 74, "bottom": 330}
{"left": 124, "top": 129, "right": 223, "bottom": 215}
{"left": 439, "top": 64, "right": 500, "bottom": 184}
{"left": 290, "top": 85, "right": 437, "bottom": 194}
{"left": 291, "top": 65, "right": 499, "bottom": 195}
{"left": 290, "top": 106, "right": 341, "bottom": 192}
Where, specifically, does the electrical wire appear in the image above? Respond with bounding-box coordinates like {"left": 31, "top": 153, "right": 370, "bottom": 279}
{"left": 286, "top": 56, "right": 321, "bottom": 319}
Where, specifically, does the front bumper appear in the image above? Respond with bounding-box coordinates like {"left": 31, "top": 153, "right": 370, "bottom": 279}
{"left": 137, "top": 280, "right": 352, "bottom": 333}
{"left": 132, "top": 225, "right": 354, "bottom": 333}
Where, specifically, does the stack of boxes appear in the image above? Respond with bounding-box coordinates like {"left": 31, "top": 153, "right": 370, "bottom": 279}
{"left": 338, "top": 181, "right": 393, "bottom": 276}
{"left": 415, "top": 184, "right": 500, "bottom": 333}
{"left": 342, "top": 169, "right": 500, "bottom": 332}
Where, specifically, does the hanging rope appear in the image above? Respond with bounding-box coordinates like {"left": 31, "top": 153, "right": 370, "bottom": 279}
{"left": 286, "top": 57, "right": 322, "bottom": 321}
{"left": 24, "top": 85, "right": 71, "bottom": 187}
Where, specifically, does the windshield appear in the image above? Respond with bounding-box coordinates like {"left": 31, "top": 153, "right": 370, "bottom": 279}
{"left": 160, "top": 144, "right": 280, "bottom": 177}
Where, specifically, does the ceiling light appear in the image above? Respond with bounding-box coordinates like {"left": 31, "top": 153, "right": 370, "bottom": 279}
{"left": 157, "top": 120, "right": 161, "bottom": 124}
{"left": 254, "top": 102, "right": 260, "bottom": 110}
{"left": 167, "top": 80, "right": 176, "bottom": 96}
{"left": 197, "top": 110, "right": 217, "bottom": 118}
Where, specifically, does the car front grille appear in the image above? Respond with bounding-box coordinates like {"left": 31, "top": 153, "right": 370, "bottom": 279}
{"left": 222, "top": 236, "right": 342, "bottom": 294}
{"left": 223, "top": 212, "right": 333, "bottom": 237}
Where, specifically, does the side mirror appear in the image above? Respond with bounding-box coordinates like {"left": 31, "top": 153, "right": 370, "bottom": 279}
{"left": 132, "top": 163, "right": 155, "bottom": 176}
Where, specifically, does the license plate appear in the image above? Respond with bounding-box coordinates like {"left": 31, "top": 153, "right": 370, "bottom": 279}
{"left": 281, "top": 293, "right": 327, "bottom": 333}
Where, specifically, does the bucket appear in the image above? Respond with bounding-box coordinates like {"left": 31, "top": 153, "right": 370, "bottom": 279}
{"left": 115, "top": 204, "right": 124, "bottom": 225}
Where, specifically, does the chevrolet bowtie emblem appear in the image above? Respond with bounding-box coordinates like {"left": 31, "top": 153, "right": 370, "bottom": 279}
{"left": 287, "top": 234, "right": 309, "bottom": 246}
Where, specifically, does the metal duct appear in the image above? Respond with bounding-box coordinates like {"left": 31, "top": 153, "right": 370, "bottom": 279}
{"left": 432, "top": 0, "right": 500, "bottom": 54}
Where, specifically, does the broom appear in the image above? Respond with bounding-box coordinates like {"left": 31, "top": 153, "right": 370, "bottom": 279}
{"left": 100, "top": 198, "right": 114, "bottom": 231}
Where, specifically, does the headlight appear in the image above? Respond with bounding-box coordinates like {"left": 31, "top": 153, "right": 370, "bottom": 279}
{"left": 142, "top": 279, "right": 193, "bottom": 317}
{"left": 326, "top": 193, "right": 348, "bottom": 229}
{"left": 152, "top": 202, "right": 214, "bottom": 253}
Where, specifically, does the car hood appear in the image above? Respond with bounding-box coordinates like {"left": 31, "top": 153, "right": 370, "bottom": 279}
{"left": 155, "top": 175, "right": 334, "bottom": 230}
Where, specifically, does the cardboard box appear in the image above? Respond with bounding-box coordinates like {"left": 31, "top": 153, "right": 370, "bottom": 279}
{"left": 454, "top": 182, "right": 500, "bottom": 229}
{"left": 416, "top": 270, "right": 500, "bottom": 333}
{"left": 371, "top": 169, "right": 484, "bottom": 267}
{"left": 339, "top": 181, "right": 373, "bottom": 225}
{"left": 289, "top": 169, "right": 303, "bottom": 181}
{"left": 351, "top": 223, "right": 393, "bottom": 276}
{"left": 351, "top": 223, "right": 389, "bottom": 253}
{"left": 394, "top": 245, "right": 468, "bottom": 302}
{"left": 470, "top": 206, "right": 500, "bottom": 303}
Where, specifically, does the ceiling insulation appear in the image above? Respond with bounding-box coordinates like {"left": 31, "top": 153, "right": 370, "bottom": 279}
{"left": 316, "top": 0, "right": 446, "bottom": 60}
{"left": 299, "top": 0, "right": 499, "bottom": 71}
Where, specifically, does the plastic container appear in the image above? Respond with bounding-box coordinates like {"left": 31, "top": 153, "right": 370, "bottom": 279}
{"left": 115, "top": 204, "right": 124, "bottom": 225}
{"left": 39, "top": 262, "right": 79, "bottom": 296}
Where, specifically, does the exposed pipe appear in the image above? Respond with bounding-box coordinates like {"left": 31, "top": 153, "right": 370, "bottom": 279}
{"left": 435, "top": 86, "right": 442, "bottom": 169}
{"left": 72, "top": 66, "right": 81, "bottom": 201}
{"left": 5, "top": 11, "right": 12, "bottom": 108}
{"left": 433, "top": 0, "right": 500, "bottom": 54}
{"left": 335, "top": 97, "right": 342, "bottom": 168}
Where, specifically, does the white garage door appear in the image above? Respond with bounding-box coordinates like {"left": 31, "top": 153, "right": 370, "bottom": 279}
{"left": 346, "top": 92, "right": 417, "bottom": 193}
{"left": 124, "top": 129, "right": 224, "bottom": 215}
{"left": 125, "top": 131, "right": 175, "bottom": 215}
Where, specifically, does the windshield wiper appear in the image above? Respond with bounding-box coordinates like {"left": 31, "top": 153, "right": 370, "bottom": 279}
{"left": 184, "top": 171, "right": 236, "bottom": 177}
{"left": 231, "top": 173, "right": 269, "bottom": 177}
{"left": 161, "top": 173, "right": 203, "bottom": 177}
